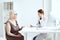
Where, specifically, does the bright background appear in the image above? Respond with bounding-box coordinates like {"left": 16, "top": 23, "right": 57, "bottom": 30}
{"left": 0, "top": 0, "right": 60, "bottom": 40}
{"left": 13, "top": 0, "right": 44, "bottom": 27}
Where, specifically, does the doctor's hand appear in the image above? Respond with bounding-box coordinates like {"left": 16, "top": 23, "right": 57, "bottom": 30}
{"left": 30, "top": 25, "right": 33, "bottom": 27}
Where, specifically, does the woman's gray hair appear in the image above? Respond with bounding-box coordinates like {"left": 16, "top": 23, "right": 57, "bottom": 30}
{"left": 9, "top": 10, "right": 14, "bottom": 16}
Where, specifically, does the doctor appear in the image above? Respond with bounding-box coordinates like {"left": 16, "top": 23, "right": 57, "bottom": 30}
{"left": 30, "top": 9, "right": 51, "bottom": 40}
{"left": 30, "top": 9, "right": 47, "bottom": 27}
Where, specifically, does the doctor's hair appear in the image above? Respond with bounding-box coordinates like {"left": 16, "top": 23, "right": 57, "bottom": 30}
{"left": 38, "top": 9, "right": 44, "bottom": 14}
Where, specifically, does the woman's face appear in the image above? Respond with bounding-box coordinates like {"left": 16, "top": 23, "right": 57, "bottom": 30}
{"left": 10, "top": 13, "right": 17, "bottom": 19}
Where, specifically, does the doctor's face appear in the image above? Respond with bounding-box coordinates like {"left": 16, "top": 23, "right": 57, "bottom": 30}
{"left": 38, "top": 12, "right": 44, "bottom": 18}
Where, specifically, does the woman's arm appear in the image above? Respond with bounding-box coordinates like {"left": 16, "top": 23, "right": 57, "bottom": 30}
{"left": 16, "top": 21, "right": 24, "bottom": 31}
{"left": 6, "top": 22, "right": 17, "bottom": 37}
{"left": 6, "top": 22, "right": 21, "bottom": 38}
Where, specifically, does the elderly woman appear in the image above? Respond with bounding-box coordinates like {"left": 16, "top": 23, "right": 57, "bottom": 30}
{"left": 5, "top": 11, "right": 24, "bottom": 40}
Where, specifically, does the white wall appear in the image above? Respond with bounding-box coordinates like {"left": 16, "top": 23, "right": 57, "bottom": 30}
{"left": 0, "top": 0, "right": 6, "bottom": 40}
{"left": 0, "top": 0, "right": 60, "bottom": 40}
{"left": 51, "top": 0, "right": 60, "bottom": 20}
{"left": 51, "top": 0, "right": 60, "bottom": 39}
{"left": 0, "top": 1, "right": 4, "bottom": 38}
{"left": 44, "top": 0, "right": 51, "bottom": 12}
{"left": 0, "top": 0, "right": 12, "bottom": 40}
{"left": 55, "top": 32, "right": 60, "bottom": 40}
{"left": 13, "top": 0, "right": 44, "bottom": 27}
{"left": 13, "top": 0, "right": 52, "bottom": 27}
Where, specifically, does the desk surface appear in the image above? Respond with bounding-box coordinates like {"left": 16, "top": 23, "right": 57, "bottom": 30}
{"left": 19, "top": 27, "right": 60, "bottom": 33}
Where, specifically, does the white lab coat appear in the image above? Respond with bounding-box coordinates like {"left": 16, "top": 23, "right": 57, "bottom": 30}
{"left": 33, "top": 15, "right": 56, "bottom": 40}
{"left": 33, "top": 15, "right": 57, "bottom": 40}
{"left": 32, "top": 15, "right": 47, "bottom": 27}
{"left": 35, "top": 33, "right": 52, "bottom": 40}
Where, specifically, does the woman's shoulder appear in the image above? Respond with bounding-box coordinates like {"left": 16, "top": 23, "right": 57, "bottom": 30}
{"left": 4, "top": 20, "right": 10, "bottom": 24}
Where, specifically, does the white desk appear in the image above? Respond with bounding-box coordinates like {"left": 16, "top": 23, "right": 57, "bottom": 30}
{"left": 19, "top": 26, "right": 60, "bottom": 40}
{"left": 19, "top": 26, "right": 60, "bottom": 33}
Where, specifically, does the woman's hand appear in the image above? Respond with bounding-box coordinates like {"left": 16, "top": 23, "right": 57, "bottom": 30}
{"left": 16, "top": 34, "right": 22, "bottom": 38}
{"left": 20, "top": 26, "right": 24, "bottom": 29}
{"left": 19, "top": 26, "right": 24, "bottom": 31}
